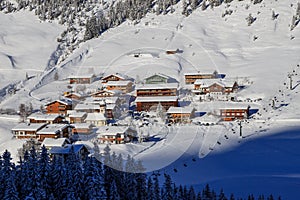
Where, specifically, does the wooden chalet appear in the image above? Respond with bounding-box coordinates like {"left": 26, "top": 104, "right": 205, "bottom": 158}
{"left": 104, "top": 81, "right": 133, "bottom": 93}
{"left": 193, "top": 79, "right": 238, "bottom": 94}
{"left": 45, "top": 99, "right": 73, "bottom": 115}
{"left": 184, "top": 70, "right": 219, "bottom": 84}
{"left": 27, "top": 113, "right": 65, "bottom": 124}
{"left": 135, "top": 96, "right": 178, "bottom": 112}
{"left": 97, "top": 126, "right": 129, "bottom": 144}
{"left": 49, "top": 144, "right": 89, "bottom": 161}
{"left": 64, "top": 92, "right": 84, "bottom": 100}
{"left": 36, "top": 124, "right": 71, "bottom": 141}
{"left": 85, "top": 113, "right": 107, "bottom": 126}
{"left": 220, "top": 105, "right": 250, "bottom": 121}
{"left": 74, "top": 103, "right": 106, "bottom": 114}
{"left": 101, "top": 73, "right": 127, "bottom": 83}
{"left": 68, "top": 112, "right": 87, "bottom": 123}
{"left": 144, "top": 73, "right": 170, "bottom": 84}
{"left": 135, "top": 83, "right": 178, "bottom": 97}
{"left": 167, "top": 107, "right": 195, "bottom": 124}
{"left": 12, "top": 123, "right": 47, "bottom": 139}
{"left": 68, "top": 74, "right": 96, "bottom": 84}
{"left": 71, "top": 123, "right": 94, "bottom": 134}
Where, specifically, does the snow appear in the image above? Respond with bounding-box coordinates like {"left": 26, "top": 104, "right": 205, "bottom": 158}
{"left": 135, "top": 96, "right": 178, "bottom": 102}
{"left": 0, "top": 0, "right": 300, "bottom": 198}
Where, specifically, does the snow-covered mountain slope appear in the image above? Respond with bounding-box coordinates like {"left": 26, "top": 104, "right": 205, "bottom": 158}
{"left": 0, "top": 0, "right": 300, "bottom": 198}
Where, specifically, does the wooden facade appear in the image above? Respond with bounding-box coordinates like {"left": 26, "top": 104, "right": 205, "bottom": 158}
{"left": 12, "top": 123, "right": 47, "bottom": 140}
{"left": 97, "top": 126, "right": 129, "bottom": 144}
{"left": 64, "top": 92, "right": 83, "bottom": 100}
{"left": 72, "top": 123, "right": 93, "bottom": 134}
{"left": 167, "top": 107, "right": 194, "bottom": 124}
{"left": 136, "top": 83, "right": 178, "bottom": 97}
{"left": 36, "top": 124, "right": 71, "bottom": 142}
{"left": 69, "top": 74, "right": 95, "bottom": 84}
{"left": 46, "top": 100, "right": 72, "bottom": 115}
{"left": 194, "top": 80, "right": 238, "bottom": 95}
{"left": 220, "top": 107, "right": 250, "bottom": 121}
{"left": 105, "top": 81, "right": 133, "bottom": 93}
{"left": 135, "top": 96, "right": 178, "bottom": 112}
{"left": 184, "top": 71, "right": 218, "bottom": 84}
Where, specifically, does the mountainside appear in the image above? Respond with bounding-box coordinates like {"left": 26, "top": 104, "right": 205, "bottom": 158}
{"left": 1, "top": 0, "right": 300, "bottom": 198}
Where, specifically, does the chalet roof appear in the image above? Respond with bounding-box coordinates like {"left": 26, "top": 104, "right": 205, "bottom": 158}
{"left": 184, "top": 70, "right": 217, "bottom": 76}
{"left": 27, "top": 113, "right": 63, "bottom": 121}
{"left": 71, "top": 123, "right": 93, "bottom": 129}
{"left": 68, "top": 74, "right": 95, "bottom": 79}
{"left": 96, "top": 126, "right": 128, "bottom": 136}
{"left": 41, "top": 138, "right": 70, "bottom": 148}
{"left": 135, "top": 83, "right": 178, "bottom": 90}
{"left": 194, "top": 79, "right": 237, "bottom": 88}
{"left": 49, "top": 144, "right": 87, "bottom": 155}
{"left": 84, "top": 97, "right": 119, "bottom": 105}
{"left": 74, "top": 103, "right": 103, "bottom": 111}
{"left": 85, "top": 113, "right": 106, "bottom": 121}
{"left": 145, "top": 73, "right": 169, "bottom": 80}
{"left": 69, "top": 112, "right": 87, "bottom": 118}
{"left": 12, "top": 123, "right": 47, "bottom": 131}
{"left": 45, "top": 99, "right": 73, "bottom": 106}
{"left": 91, "top": 89, "right": 118, "bottom": 96}
{"left": 104, "top": 80, "right": 132, "bottom": 86}
{"left": 135, "top": 96, "right": 178, "bottom": 102}
{"left": 102, "top": 73, "right": 128, "bottom": 80}
{"left": 65, "top": 92, "right": 82, "bottom": 97}
{"left": 167, "top": 107, "right": 194, "bottom": 114}
{"left": 196, "top": 102, "right": 254, "bottom": 113}
{"left": 37, "top": 124, "right": 69, "bottom": 135}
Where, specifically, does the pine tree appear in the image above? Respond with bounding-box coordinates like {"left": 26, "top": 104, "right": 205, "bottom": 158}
{"left": 3, "top": 175, "right": 19, "bottom": 200}
{"left": 162, "top": 173, "right": 173, "bottom": 200}
{"left": 147, "top": 176, "right": 154, "bottom": 200}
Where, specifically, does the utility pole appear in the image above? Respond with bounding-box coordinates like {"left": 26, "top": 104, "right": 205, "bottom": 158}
{"left": 239, "top": 120, "right": 243, "bottom": 138}
{"left": 288, "top": 73, "right": 293, "bottom": 90}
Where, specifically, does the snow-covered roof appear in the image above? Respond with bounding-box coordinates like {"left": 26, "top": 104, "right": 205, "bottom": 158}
{"left": 27, "top": 113, "right": 63, "bottom": 121}
{"left": 69, "top": 112, "right": 87, "bottom": 118}
{"left": 97, "top": 126, "right": 128, "bottom": 136}
{"left": 102, "top": 73, "right": 127, "bottom": 80}
{"left": 49, "top": 144, "right": 87, "bottom": 155}
{"left": 84, "top": 97, "right": 114, "bottom": 105}
{"left": 37, "top": 124, "right": 69, "bottom": 135}
{"left": 184, "top": 70, "right": 217, "bottom": 76}
{"left": 71, "top": 123, "right": 93, "bottom": 129}
{"left": 74, "top": 103, "right": 102, "bottom": 111}
{"left": 167, "top": 106, "right": 194, "bottom": 114}
{"left": 12, "top": 123, "right": 47, "bottom": 131}
{"left": 91, "top": 89, "right": 118, "bottom": 95}
{"left": 85, "top": 113, "right": 106, "bottom": 121}
{"left": 145, "top": 73, "right": 170, "bottom": 80}
{"left": 135, "top": 83, "right": 178, "bottom": 90}
{"left": 45, "top": 98, "right": 73, "bottom": 106}
{"left": 196, "top": 102, "right": 255, "bottom": 112}
{"left": 68, "top": 74, "right": 95, "bottom": 79}
{"left": 104, "top": 80, "right": 132, "bottom": 86}
{"left": 65, "top": 92, "right": 82, "bottom": 97}
{"left": 41, "top": 138, "right": 70, "bottom": 148}
{"left": 135, "top": 96, "right": 178, "bottom": 102}
{"left": 194, "top": 79, "right": 236, "bottom": 87}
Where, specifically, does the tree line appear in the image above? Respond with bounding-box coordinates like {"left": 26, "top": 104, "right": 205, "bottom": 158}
{"left": 0, "top": 144, "right": 280, "bottom": 200}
